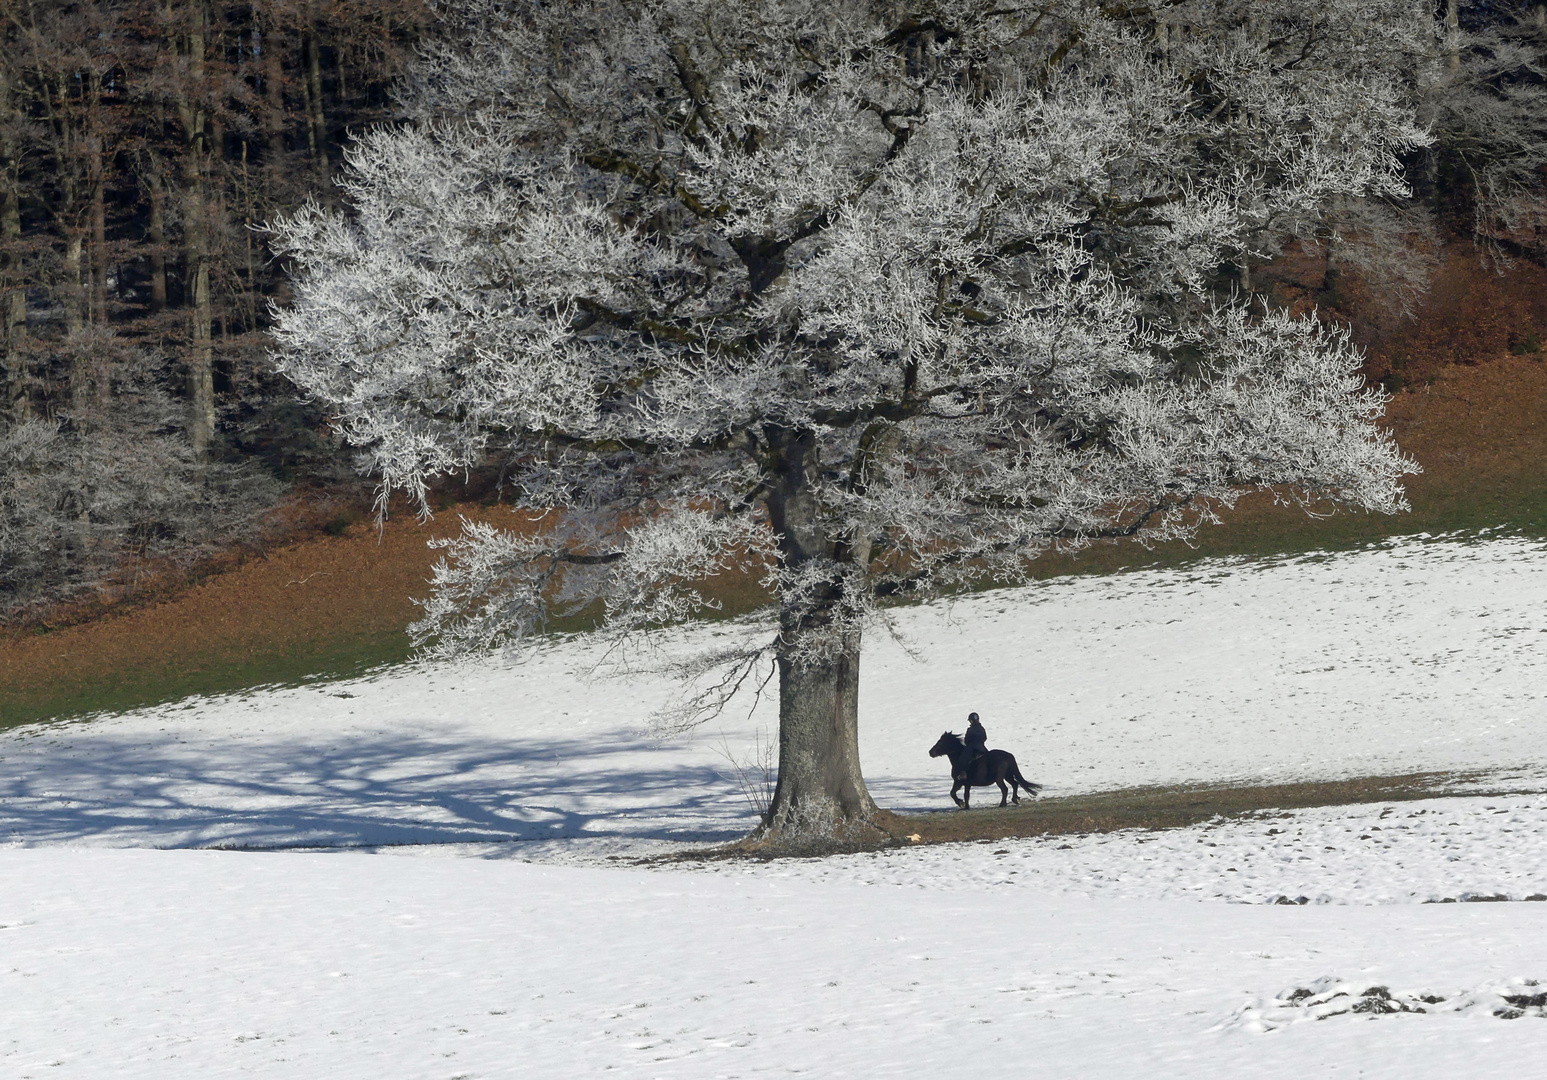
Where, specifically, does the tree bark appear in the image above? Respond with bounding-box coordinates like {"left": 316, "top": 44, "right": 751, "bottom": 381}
{"left": 764, "top": 625, "right": 877, "bottom": 842}
{"left": 757, "top": 426, "right": 883, "bottom": 847}
{"left": 262, "top": 17, "right": 288, "bottom": 165}
{"left": 2, "top": 188, "right": 26, "bottom": 419}
{"left": 63, "top": 229, "right": 85, "bottom": 335}
{"left": 1, "top": 71, "right": 28, "bottom": 418}
{"left": 147, "top": 176, "right": 167, "bottom": 312}
{"left": 90, "top": 143, "right": 107, "bottom": 324}
{"left": 173, "top": 0, "right": 216, "bottom": 459}
{"left": 239, "top": 139, "right": 258, "bottom": 330}
{"left": 87, "top": 67, "right": 108, "bottom": 326}
{"left": 186, "top": 209, "right": 215, "bottom": 457}
{"left": 1445, "top": 0, "right": 1461, "bottom": 76}
{"left": 303, "top": 34, "right": 330, "bottom": 190}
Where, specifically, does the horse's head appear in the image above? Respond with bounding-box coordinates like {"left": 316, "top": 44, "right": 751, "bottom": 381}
{"left": 928, "top": 731, "right": 962, "bottom": 758}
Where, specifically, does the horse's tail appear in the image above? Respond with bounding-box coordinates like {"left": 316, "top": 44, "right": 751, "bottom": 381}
{"left": 1011, "top": 759, "right": 1042, "bottom": 797}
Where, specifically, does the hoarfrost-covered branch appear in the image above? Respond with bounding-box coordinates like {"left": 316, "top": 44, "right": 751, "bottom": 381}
{"left": 275, "top": 0, "right": 1426, "bottom": 730}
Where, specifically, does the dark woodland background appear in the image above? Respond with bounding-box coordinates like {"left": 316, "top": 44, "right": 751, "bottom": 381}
{"left": 1, "top": 0, "right": 1545, "bottom": 627}
{"left": 1, "top": 0, "right": 429, "bottom": 619}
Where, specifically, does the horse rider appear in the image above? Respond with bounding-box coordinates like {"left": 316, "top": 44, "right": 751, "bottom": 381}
{"left": 963, "top": 711, "right": 988, "bottom": 772}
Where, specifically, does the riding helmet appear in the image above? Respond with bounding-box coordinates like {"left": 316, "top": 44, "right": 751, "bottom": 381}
{"left": 968, "top": 712, "right": 979, "bottom": 722}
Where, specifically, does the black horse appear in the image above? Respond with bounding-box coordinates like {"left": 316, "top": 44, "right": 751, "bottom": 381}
{"left": 928, "top": 731, "right": 1043, "bottom": 809}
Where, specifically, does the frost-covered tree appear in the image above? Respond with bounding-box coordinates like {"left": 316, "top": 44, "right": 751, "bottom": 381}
{"left": 271, "top": 0, "right": 1422, "bottom": 847}
{"left": 1419, "top": 1, "right": 1547, "bottom": 257}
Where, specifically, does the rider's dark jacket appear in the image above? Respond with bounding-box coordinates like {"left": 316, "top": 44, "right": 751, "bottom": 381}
{"left": 964, "top": 718, "right": 987, "bottom": 758}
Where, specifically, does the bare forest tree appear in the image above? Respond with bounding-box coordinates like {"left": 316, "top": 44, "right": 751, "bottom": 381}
{"left": 270, "top": 0, "right": 1451, "bottom": 848}
{"left": 0, "top": 0, "right": 428, "bottom": 620}
{"left": 0, "top": 338, "right": 284, "bottom": 615}
{"left": 1419, "top": 0, "right": 1547, "bottom": 260}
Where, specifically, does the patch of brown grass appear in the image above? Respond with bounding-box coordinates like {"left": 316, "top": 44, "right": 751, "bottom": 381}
{"left": 1373, "top": 254, "right": 1547, "bottom": 383}
{"left": 1254, "top": 239, "right": 1547, "bottom": 385}
{"left": 0, "top": 502, "right": 515, "bottom": 723}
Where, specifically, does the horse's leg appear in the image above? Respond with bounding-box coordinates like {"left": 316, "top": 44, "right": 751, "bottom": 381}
{"left": 962, "top": 781, "right": 971, "bottom": 810}
{"left": 950, "top": 777, "right": 964, "bottom": 808}
{"left": 997, "top": 777, "right": 1009, "bottom": 807}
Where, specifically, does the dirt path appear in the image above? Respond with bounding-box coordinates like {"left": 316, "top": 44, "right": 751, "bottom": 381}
{"left": 691, "top": 771, "right": 1538, "bottom": 860}
{"left": 888, "top": 772, "right": 1512, "bottom": 845}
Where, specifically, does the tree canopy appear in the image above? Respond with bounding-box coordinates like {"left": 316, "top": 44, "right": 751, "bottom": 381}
{"left": 272, "top": 0, "right": 1456, "bottom": 845}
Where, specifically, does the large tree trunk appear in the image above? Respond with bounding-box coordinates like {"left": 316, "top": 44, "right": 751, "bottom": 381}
{"left": 756, "top": 427, "right": 886, "bottom": 849}
{"left": 764, "top": 625, "right": 877, "bottom": 842}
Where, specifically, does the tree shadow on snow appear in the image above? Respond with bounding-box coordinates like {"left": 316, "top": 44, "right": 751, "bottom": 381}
{"left": 0, "top": 730, "right": 759, "bottom": 849}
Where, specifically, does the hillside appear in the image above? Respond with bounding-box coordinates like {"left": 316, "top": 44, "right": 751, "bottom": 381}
{"left": 4, "top": 347, "right": 1547, "bottom": 728}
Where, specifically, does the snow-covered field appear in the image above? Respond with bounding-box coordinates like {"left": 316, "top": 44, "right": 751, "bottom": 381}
{"left": 4, "top": 534, "right": 1547, "bottom": 1077}
{"left": 7, "top": 845, "right": 1547, "bottom": 1078}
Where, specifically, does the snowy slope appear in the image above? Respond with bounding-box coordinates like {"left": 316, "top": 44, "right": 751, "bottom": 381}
{"left": 5, "top": 535, "right": 1547, "bottom": 1078}
{"left": 699, "top": 793, "right": 1547, "bottom": 906}
{"left": 2, "top": 533, "right": 1545, "bottom": 851}
{"left": 5, "top": 846, "right": 1547, "bottom": 1079}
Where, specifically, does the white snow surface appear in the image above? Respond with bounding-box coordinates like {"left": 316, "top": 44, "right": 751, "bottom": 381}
{"left": 7, "top": 847, "right": 1547, "bottom": 1078}
{"left": 5, "top": 534, "right": 1547, "bottom": 1077}
{"left": 5, "top": 533, "right": 1547, "bottom": 852}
